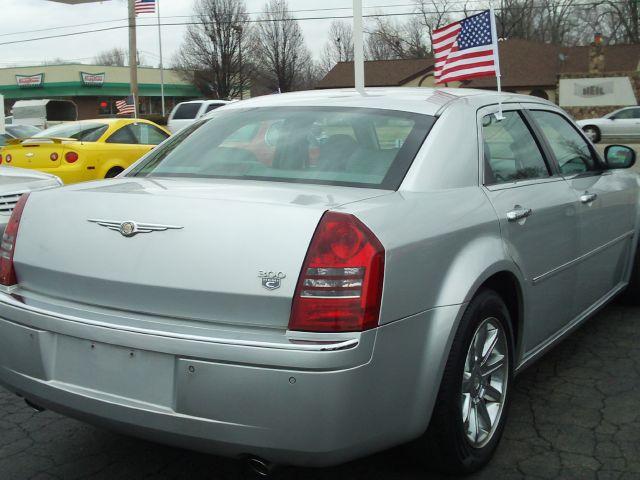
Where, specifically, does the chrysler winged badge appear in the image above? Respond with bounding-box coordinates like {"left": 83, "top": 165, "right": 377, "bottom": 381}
{"left": 88, "top": 219, "right": 183, "bottom": 237}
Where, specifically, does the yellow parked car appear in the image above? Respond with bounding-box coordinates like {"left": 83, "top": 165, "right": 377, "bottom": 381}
{"left": 0, "top": 119, "right": 170, "bottom": 184}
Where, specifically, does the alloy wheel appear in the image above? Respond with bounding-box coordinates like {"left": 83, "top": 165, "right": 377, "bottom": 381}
{"left": 461, "top": 317, "right": 509, "bottom": 449}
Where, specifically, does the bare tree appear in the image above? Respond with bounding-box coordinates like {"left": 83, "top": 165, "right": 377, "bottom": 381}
{"left": 365, "top": 14, "right": 428, "bottom": 60}
{"left": 602, "top": 0, "right": 639, "bottom": 43}
{"left": 320, "top": 21, "right": 354, "bottom": 73}
{"left": 173, "top": 0, "right": 251, "bottom": 100}
{"left": 93, "top": 48, "right": 127, "bottom": 66}
{"left": 415, "top": 0, "right": 456, "bottom": 52}
{"left": 252, "top": 0, "right": 313, "bottom": 92}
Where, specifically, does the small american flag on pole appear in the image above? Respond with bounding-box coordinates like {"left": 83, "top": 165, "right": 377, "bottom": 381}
{"left": 135, "top": 0, "right": 156, "bottom": 15}
{"left": 116, "top": 96, "right": 136, "bottom": 115}
{"left": 433, "top": 10, "right": 500, "bottom": 84}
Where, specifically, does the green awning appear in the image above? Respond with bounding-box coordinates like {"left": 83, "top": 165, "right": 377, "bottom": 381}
{"left": 0, "top": 81, "right": 200, "bottom": 99}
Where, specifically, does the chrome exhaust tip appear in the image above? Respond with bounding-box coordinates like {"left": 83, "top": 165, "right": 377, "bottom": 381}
{"left": 24, "top": 399, "right": 46, "bottom": 412}
{"left": 245, "top": 456, "right": 274, "bottom": 478}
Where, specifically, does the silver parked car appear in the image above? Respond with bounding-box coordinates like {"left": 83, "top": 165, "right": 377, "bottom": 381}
{"left": 0, "top": 88, "right": 638, "bottom": 475}
{"left": 577, "top": 106, "right": 640, "bottom": 143}
{"left": 0, "top": 165, "right": 61, "bottom": 234}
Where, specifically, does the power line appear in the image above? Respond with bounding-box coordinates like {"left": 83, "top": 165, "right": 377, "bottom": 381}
{"left": 0, "top": 1, "right": 628, "bottom": 48}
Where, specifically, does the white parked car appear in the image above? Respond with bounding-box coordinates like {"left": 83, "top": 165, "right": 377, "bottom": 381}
{"left": 577, "top": 106, "right": 640, "bottom": 143}
{"left": 167, "top": 100, "right": 230, "bottom": 133}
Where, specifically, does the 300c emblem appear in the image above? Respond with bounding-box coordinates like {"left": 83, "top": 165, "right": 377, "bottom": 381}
{"left": 258, "top": 271, "right": 286, "bottom": 290}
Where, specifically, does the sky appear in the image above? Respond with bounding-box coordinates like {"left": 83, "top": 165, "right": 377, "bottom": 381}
{"left": 1, "top": 0, "right": 418, "bottom": 68}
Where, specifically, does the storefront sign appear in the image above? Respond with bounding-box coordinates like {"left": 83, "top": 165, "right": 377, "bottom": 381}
{"left": 80, "top": 72, "right": 105, "bottom": 87}
{"left": 559, "top": 77, "right": 637, "bottom": 107}
{"left": 16, "top": 73, "right": 44, "bottom": 88}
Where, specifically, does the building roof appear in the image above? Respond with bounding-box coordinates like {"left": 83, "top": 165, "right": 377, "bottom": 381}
{"left": 559, "top": 44, "right": 640, "bottom": 73}
{"left": 318, "top": 39, "right": 640, "bottom": 91}
{"left": 316, "top": 57, "right": 434, "bottom": 89}
{"left": 465, "top": 38, "right": 561, "bottom": 88}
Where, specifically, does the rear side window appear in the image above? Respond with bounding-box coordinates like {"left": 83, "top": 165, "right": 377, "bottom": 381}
{"left": 106, "top": 125, "right": 138, "bottom": 144}
{"left": 482, "top": 111, "right": 549, "bottom": 184}
{"left": 172, "top": 103, "right": 202, "bottom": 120}
{"left": 205, "top": 103, "right": 224, "bottom": 113}
{"left": 132, "top": 124, "right": 169, "bottom": 145}
{"left": 34, "top": 122, "right": 108, "bottom": 141}
{"left": 129, "top": 107, "right": 435, "bottom": 190}
{"left": 529, "top": 110, "right": 599, "bottom": 174}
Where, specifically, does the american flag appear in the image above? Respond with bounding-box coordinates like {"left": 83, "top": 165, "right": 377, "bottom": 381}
{"left": 433, "top": 10, "right": 500, "bottom": 84}
{"left": 116, "top": 96, "right": 136, "bottom": 115}
{"left": 135, "top": 0, "right": 156, "bottom": 15}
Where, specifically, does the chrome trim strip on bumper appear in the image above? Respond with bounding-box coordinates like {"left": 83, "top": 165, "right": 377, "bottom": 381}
{"left": 532, "top": 230, "right": 635, "bottom": 285}
{"left": 0, "top": 292, "right": 359, "bottom": 352}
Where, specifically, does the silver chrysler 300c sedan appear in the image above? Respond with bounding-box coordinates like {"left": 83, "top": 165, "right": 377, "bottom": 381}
{"left": 0, "top": 88, "right": 638, "bottom": 475}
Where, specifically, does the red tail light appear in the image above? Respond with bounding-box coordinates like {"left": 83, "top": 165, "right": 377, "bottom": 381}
{"left": 289, "top": 212, "right": 385, "bottom": 333}
{"left": 5, "top": 154, "right": 11, "bottom": 163}
{"left": 50, "top": 152, "right": 59, "bottom": 161}
{"left": 0, "top": 193, "right": 29, "bottom": 286}
{"left": 65, "top": 151, "right": 78, "bottom": 163}
{"left": 0, "top": 154, "right": 3, "bottom": 164}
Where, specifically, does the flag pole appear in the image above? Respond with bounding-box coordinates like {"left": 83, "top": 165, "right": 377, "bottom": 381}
{"left": 353, "top": 0, "right": 365, "bottom": 94}
{"left": 489, "top": 7, "right": 503, "bottom": 120}
{"left": 157, "top": 0, "right": 166, "bottom": 117}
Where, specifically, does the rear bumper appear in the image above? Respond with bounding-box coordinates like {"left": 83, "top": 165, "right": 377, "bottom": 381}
{"left": 0, "top": 292, "right": 461, "bottom": 467}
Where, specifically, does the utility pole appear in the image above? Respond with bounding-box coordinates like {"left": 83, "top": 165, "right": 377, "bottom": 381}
{"left": 232, "top": 25, "right": 243, "bottom": 100}
{"left": 353, "top": 0, "right": 365, "bottom": 93}
{"left": 128, "top": 0, "right": 139, "bottom": 117}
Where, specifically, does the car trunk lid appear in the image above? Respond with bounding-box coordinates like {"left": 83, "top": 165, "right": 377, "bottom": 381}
{"left": 14, "top": 178, "right": 390, "bottom": 329}
{"left": 3, "top": 137, "right": 72, "bottom": 168}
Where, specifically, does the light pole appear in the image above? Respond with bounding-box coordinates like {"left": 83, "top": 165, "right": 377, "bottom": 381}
{"left": 232, "top": 25, "right": 244, "bottom": 100}
{"left": 128, "top": 0, "right": 138, "bottom": 117}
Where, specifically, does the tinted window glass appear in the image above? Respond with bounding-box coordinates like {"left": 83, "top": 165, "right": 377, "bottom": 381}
{"left": 0, "top": 133, "right": 11, "bottom": 146}
{"left": 482, "top": 111, "right": 549, "bottom": 184}
{"left": 530, "top": 110, "right": 598, "bottom": 174}
{"left": 129, "top": 107, "right": 434, "bottom": 190}
{"left": 172, "top": 103, "right": 202, "bottom": 120}
{"left": 611, "top": 109, "right": 635, "bottom": 120}
{"left": 132, "top": 124, "right": 169, "bottom": 145}
{"left": 6, "top": 125, "right": 40, "bottom": 138}
{"left": 34, "top": 122, "right": 108, "bottom": 141}
{"left": 106, "top": 125, "right": 138, "bottom": 144}
{"left": 205, "top": 103, "right": 224, "bottom": 113}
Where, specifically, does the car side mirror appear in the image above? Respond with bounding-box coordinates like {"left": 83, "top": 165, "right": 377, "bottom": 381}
{"left": 605, "top": 145, "right": 636, "bottom": 169}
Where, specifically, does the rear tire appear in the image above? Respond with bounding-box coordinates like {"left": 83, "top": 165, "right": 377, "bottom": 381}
{"left": 583, "top": 126, "right": 601, "bottom": 143}
{"left": 105, "top": 167, "right": 124, "bottom": 179}
{"left": 421, "top": 289, "right": 514, "bottom": 474}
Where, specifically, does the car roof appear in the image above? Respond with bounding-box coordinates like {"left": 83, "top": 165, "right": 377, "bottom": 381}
{"left": 176, "top": 99, "right": 230, "bottom": 105}
{"left": 221, "top": 87, "right": 553, "bottom": 116}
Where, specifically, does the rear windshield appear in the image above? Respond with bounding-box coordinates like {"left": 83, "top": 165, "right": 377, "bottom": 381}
{"left": 34, "top": 122, "right": 108, "bottom": 141}
{"left": 6, "top": 125, "right": 41, "bottom": 138}
{"left": 172, "top": 103, "right": 202, "bottom": 120}
{"left": 129, "top": 107, "right": 435, "bottom": 189}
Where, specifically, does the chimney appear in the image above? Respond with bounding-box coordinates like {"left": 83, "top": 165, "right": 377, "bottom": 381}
{"left": 589, "top": 33, "right": 604, "bottom": 74}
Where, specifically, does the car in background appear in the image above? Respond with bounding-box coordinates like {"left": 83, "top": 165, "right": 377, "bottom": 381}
{"left": 0, "top": 124, "right": 42, "bottom": 147}
{"left": 0, "top": 118, "right": 170, "bottom": 184}
{"left": 4, "top": 116, "right": 12, "bottom": 125}
{"left": 167, "top": 99, "right": 230, "bottom": 133}
{"left": 0, "top": 165, "right": 61, "bottom": 234}
{"left": 577, "top": 106, "right": 640, "bottom": 143}
{"left": 0, "top": 89, "right": 638, "bottom": 475}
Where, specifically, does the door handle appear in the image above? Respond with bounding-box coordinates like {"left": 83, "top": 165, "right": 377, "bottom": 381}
{"left": 580, "top": 193, "right": 598, "bottom": 204}
{"left": 506, "top": 207, "right": 533, "bottom": 222}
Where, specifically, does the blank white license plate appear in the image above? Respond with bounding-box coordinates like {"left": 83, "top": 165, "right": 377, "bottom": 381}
{"left": 53, "top": 335, "right": 175, "bottom": 408}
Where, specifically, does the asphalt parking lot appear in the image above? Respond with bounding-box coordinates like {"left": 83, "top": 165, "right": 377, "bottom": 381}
{"left": 1, "top": 142, "right": 640, "bottom": 480}
{"left": 1, "top": 300, "right": 639, "bottom": 480}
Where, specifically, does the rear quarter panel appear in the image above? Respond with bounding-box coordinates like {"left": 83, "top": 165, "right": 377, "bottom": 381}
{"left": 339, "top": 188, "right": 517, "bottom": 324}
